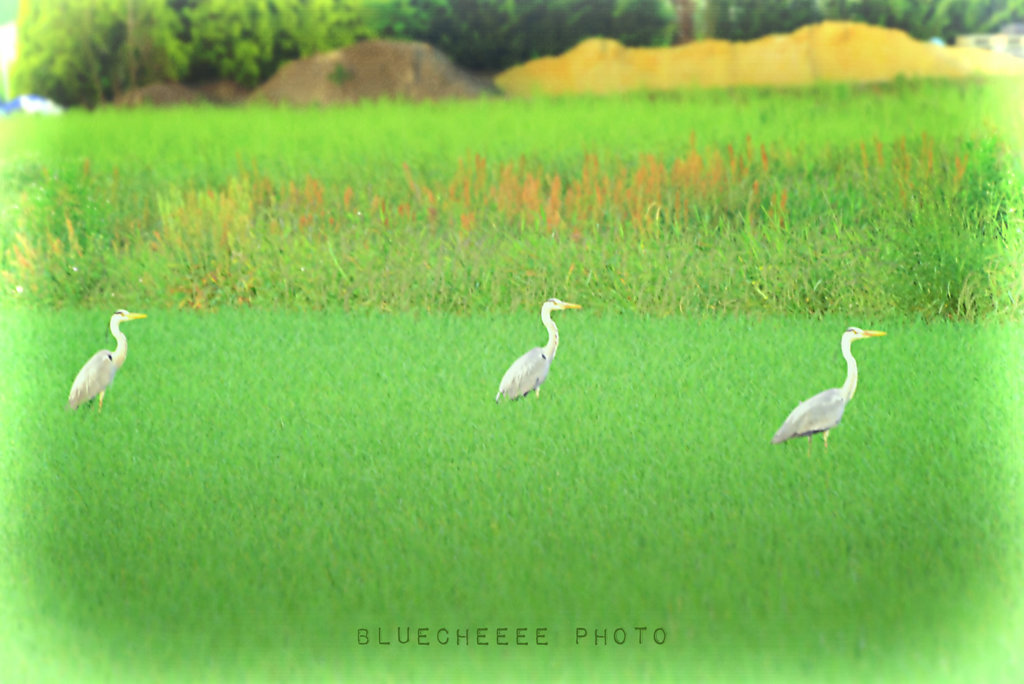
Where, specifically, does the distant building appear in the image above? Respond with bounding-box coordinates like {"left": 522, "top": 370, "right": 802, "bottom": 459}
{"left": 956, "top": 23, "right": 1024, "bottom": 59}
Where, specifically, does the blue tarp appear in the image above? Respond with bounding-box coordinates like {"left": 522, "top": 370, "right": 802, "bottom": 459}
{"left": 1, "top": 94, "right": 64, "bottom": 115}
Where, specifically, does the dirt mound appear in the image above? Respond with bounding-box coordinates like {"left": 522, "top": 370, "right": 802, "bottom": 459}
{"left": 114, "top": 82, "right": 204, "bottom": 106}
{"left": 495, "top": 21, "right": 1024, "bottom": 95}
{"left": 252, "top": 39, "right": 496, "bottom": 104}
{"left": 194, "top": 80, "right": 252, "bottom": 104}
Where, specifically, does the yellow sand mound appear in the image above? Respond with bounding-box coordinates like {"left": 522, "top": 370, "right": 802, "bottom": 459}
{"left": 495, "top": 21, "right": 1024, "bottom": 95}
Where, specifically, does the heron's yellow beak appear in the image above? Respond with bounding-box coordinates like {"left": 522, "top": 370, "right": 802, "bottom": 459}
{"left": 560, "top": 302, "right": 582, "bottom": 310}
{"left": 127, "top": 312, "right": 148, "bottom": 320}
{"left": 861, "top": 329, "right": 885, "bottom": 337}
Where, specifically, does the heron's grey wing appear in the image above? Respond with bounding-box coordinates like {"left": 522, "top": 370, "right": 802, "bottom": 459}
{"left": 496, "top": 347, "right": 552, "bottom": 401}
{"left": 771, "top": 388, "right": 846, "bottom": 443}
{"left": 67, "top": 349, "right": 117, "bottom": 410}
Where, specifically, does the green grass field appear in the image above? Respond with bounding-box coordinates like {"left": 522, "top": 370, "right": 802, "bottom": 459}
{"left": 1, "top": 310, "right": 1022, "bottom": 681}
{"left": 1, "top": 76, "right": 1022, "bottom": 681}
{"left": 2, "top": 79, "right": 1022, "bottom": 317}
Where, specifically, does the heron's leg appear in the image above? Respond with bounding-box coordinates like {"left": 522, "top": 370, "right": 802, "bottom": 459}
{"left": 823, "top": 430, "right": 830, "bottom": 451}
{"left": 535, "top": 386, "right": 541, "bottom": 398}
{"left": 98, "top": 390, "right": 105, "bottom": 412}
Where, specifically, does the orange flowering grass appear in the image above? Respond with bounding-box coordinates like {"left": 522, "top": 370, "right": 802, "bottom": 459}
{"left": 1, "top": 133, "right": 1020, "bottom": 319}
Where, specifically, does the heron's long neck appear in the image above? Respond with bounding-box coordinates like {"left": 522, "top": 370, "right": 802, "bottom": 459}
{"left": 840, "top": 335, "right": 858, "bottom": 402}
{"left": 110, "top": 319, "right": 128, "bottom": 368}
{"left": 542, "top": 307, "right": 559, "bottom": 359}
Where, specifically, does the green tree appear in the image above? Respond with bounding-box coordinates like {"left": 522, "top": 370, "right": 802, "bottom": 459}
{"left": 15, "top": 0, "right": 118, "bottom": 106}
{"left": 377, "top": 0, "right": 676, "bottom": 71}
{"left": 819, "top": 0, "right": 1024, "bottom": 42}
{"left": 113, "top": 0, "right": 190, "bottom": 96}
{"left": 704, "top": 0, "right": 822, "bottom": 41}
{"left": 16, "top": 0, "right": 189, "bottom": 106}
{"left": 180, "top": 0, "right": 277, "bottom": 86}
{"left": 941, "top": 0, "right": 1024, "bottom": 42}
{"left": 179, "top": 0, "right": 374, "bottom": 86}
{"left": 274, "top": 0, "right": 376, "bottom": 61}
{"left": 819, "top": 0, "right": 952, "bottom": 38}
{"left": 610, "top": 0, "right": 677, "bottom": 45}
{"left": 360, "top": 0, "right": 432, "bottom": 37}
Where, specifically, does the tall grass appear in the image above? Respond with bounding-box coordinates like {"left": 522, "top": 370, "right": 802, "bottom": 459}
{"left": 1, "top": 79, "right": 1022, "bottom": 318}
{"left": 1, "top": 310, "right": 1022, "bottom": 681}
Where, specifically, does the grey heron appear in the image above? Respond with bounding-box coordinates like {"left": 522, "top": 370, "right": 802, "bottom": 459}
{"left": 495, "top": 298, "right": 582, "bottom": 402}
{"left": 66, "top": 309, "right": 147, "bottom": 411}
{"left": 771, "top": 326, "right": 886, "bottom": 453}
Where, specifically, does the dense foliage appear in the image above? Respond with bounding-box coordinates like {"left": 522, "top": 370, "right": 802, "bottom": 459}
{"left": 369, "top": 0, "right": 676, "bottom": 71}
{"left": 180, "top": 0, "right": 374, "bottom": 86}
{"left": 16, "top": 0, "right": 1024, "bottom": 107}
{"left": 15, "top": 0, "right": 189, "bottom": 107}
{"left": 14, "top": 0, "right": 676, "bottom": 106}
{"left": 707, "top": 0, "right": 1024, "bottom": 43}
{"left": 14, "top": 0, "right": 374, "bottom": 102}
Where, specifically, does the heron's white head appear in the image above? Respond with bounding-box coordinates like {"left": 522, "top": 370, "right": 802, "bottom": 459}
{"left": 112, "top": 309, "right": 148, "bottom": 323}
{"left": 844, "top": 326, "right": 886, "bottom": 341}
{"left": 543, "top": 298, "right": 582, "bottom": 312}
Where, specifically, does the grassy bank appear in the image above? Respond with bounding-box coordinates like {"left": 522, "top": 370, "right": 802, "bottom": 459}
{"left": 1, "top": 79, "right": 1022, "bottom": 318}
{"left": 1, "top": 310, "right": 1022, "bottom": 681}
